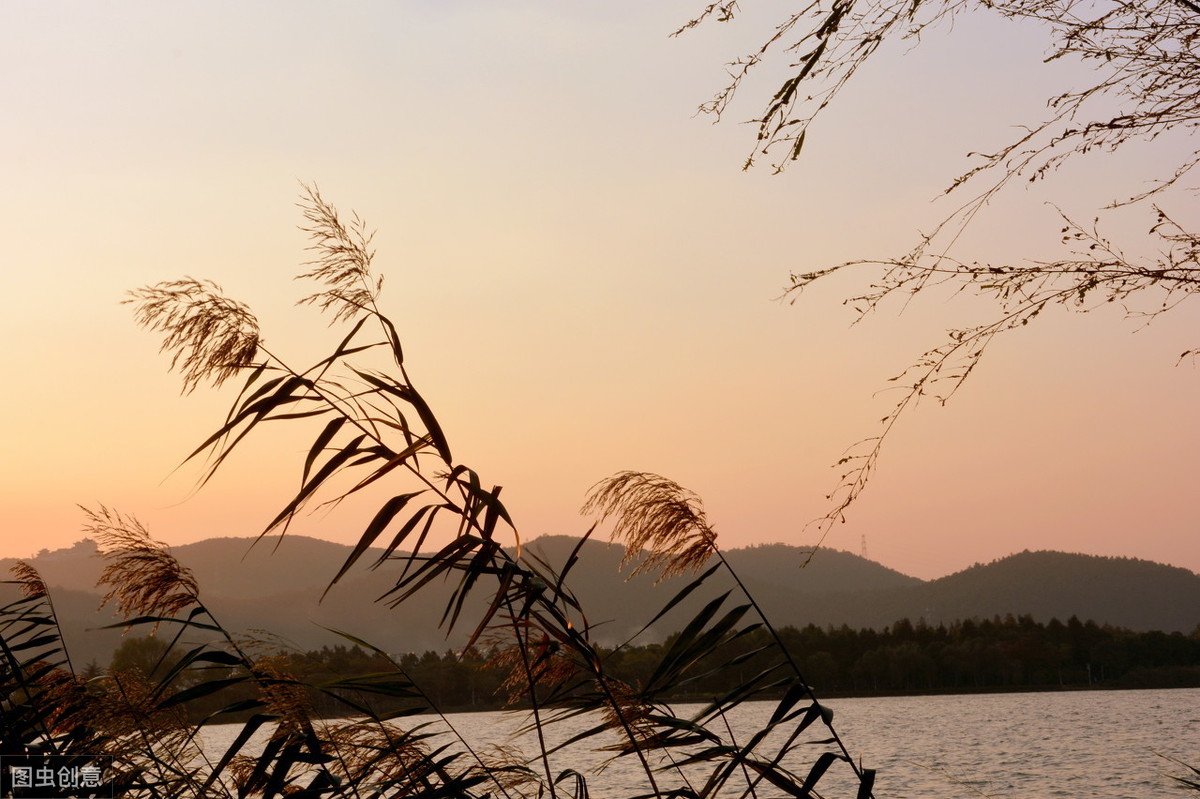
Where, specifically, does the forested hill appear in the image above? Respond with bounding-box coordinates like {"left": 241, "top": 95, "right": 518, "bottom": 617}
{"left": 905, "top": 550, "right": 1200, "bottom": 632}
{"left": 3, "top": 536, "right": 1197, "bottom": 668}
{"left": 517, "top": 538, "right": 1200, "bottom": 638}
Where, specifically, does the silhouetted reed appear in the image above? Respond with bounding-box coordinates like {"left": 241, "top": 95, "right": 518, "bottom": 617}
{"left": 1, "top": 188, "right": 881, "bottom": 798}
{"left": 125, "top": 279, "right": 261, "bottom": 394}
{"left": 10, "top": 560, "right": 48, "bottom": 600}
{"left": 89, "top": 505, "right": 200, "bottom": 622}
{"left": 297, "top": 182, "right": 383, "bottom": 323}
{"left": 582, "top": 471, "right": 717, "bottom": 581}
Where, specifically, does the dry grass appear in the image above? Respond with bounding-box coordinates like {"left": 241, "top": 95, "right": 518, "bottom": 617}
{"left": 0, "top": 190, "right": 878, "bottom": 799}
{"left": 100, "top": 668, "right": 190, "bottom": 738}
{"left": 29, "top": 665, "right": 90, "bottom": 735}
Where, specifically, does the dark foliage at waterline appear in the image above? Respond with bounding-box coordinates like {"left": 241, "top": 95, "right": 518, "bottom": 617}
{"left": 593, "top": 615, "right": 1200, "bottom": 698}
{"left": 173, "top": 615, "right": 1197, "bottom": 717}
{"left": 2, "top": 190, "right": 878, "bottom": 797}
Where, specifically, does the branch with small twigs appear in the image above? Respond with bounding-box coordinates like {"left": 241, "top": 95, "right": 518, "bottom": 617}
{"left": 787, "top": 207, "right": 1199, "bottom": 539}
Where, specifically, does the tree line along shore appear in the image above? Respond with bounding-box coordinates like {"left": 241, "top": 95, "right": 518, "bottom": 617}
{"left": 105, "top": 614, "right": 1200, "bottom": 720}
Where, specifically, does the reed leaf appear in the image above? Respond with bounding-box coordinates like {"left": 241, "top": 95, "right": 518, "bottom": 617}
{"left": 325, "top": 490, "right": 426, "bottom": 596}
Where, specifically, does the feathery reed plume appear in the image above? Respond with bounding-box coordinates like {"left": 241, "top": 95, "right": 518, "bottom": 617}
{"left": 254, "top": 655, "right": 317, "bottom": 741}
{"left": 30, "top": 666, "right": 90, "bottom": 735}
{"left": 475, "top": 743, "right": 542, "bottom": 798}
{"left": 597, "top": 678, "right": 657, "bottom": 749}
{"left": 125, "top": 278, "right": 261, "bottom": 393}
{"left": 99, "top": 668, "right": 200, "bottom": 794}
{"left": 582, "top": 471, "right": 716, "bottom": 580}
{"left": 296, "top": 183, "right": 381, "bottom": 322}
{"left": 225, "top": 754, "right": 261, "bottom": 795}
{"left": 326, "top": 721, "right": 431, "bottom": 786}
{"left": 10, "top": 560, "right": 47, "bottom": 599}
{"left": 484, "top": 620, "right": 578, "bottom": 705}
{"left": 87, "top": 506, "right": 199, "bottom": 621}
{"left": 101, "top": 667, "right": 192, "bottom": 742}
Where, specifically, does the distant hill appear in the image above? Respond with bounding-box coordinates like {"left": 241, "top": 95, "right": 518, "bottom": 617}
{"left": 908, "top": 550, "right": 1200, "bottom": 631}
{"left": 515, "top": 536, "right": 924, "bottom": 642}
{"left": 3, "top": 535, "right": 1197, "bottom": 669}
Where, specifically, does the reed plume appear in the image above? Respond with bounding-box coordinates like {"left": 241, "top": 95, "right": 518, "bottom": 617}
{"left": 30, "top": 666, "right": 90, "bottom": 735}
{"left": 475, "top": 743, "right": 542, "bottom": 798}
{"left": 485, "top": 620, "right": 578, "bottom": 705}
{"left": 125, "top": 278, "right": 261, "bottom": 393}
{"left": 98, "top": 667, "right": 201, "bottom": 797}
{"left": 582, "top": 471, "right": 716, "bottom": 580}
{"left": 87, "top": 506, "right": 200, "bottom": 621}
{"left": 225, "top": 754, "right": 261, "bottom": 795}
{"left": 253, "top": 654, "right": 317, "bottom": 741}
{"left": 9, "top": 560, "right": 47, "bottom": 599}
{"left": 296, "top": 183, "right": 381, "bottom": 323}
{"left": 325, "top": 721, "right": 431, "bottom": 786}
{"left": 100, "top": 667, "right": 188, "bottom": 736}
{"left": 597, "top": 678, "right": 657, "bottom": 749}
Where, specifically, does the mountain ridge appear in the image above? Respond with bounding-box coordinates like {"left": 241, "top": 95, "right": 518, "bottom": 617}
{"left": 4, "top": 535, "right": 1196, "bottom": 668}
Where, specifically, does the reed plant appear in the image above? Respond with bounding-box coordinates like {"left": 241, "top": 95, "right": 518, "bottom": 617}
{"left": 3, "top": 187, "right": 875, "bottom": 798}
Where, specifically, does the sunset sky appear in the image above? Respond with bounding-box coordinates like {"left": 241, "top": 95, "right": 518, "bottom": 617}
{"left": 2, "top": 1, "right": 1197, "bottom": 582}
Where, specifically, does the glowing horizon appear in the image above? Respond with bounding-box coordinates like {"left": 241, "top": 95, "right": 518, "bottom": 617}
{"left": 2, "top": 2, "right": 1197, "bottom": 583}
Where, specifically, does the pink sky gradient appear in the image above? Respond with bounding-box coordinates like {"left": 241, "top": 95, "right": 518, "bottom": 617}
{"left": 2, "top": 2, "right": 1197, "bottom": 581}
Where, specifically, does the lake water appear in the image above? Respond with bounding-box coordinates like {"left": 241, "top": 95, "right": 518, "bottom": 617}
{"left": 199, "top": 687, "right": 1199, "bottom": 798}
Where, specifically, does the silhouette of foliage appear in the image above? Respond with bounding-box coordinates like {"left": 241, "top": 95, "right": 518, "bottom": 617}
{"left": 250, "top": 616, "right": 1200, "bottom": 711}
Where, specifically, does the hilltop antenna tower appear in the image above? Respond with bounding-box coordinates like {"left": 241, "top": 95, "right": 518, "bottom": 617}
{"left": 860, "top": 533, "right": 869, "bottom": 561}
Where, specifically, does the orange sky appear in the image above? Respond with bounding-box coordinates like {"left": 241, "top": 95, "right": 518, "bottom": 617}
{"left": 2, "top": 2, "right": 1197, "bottom": 581}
